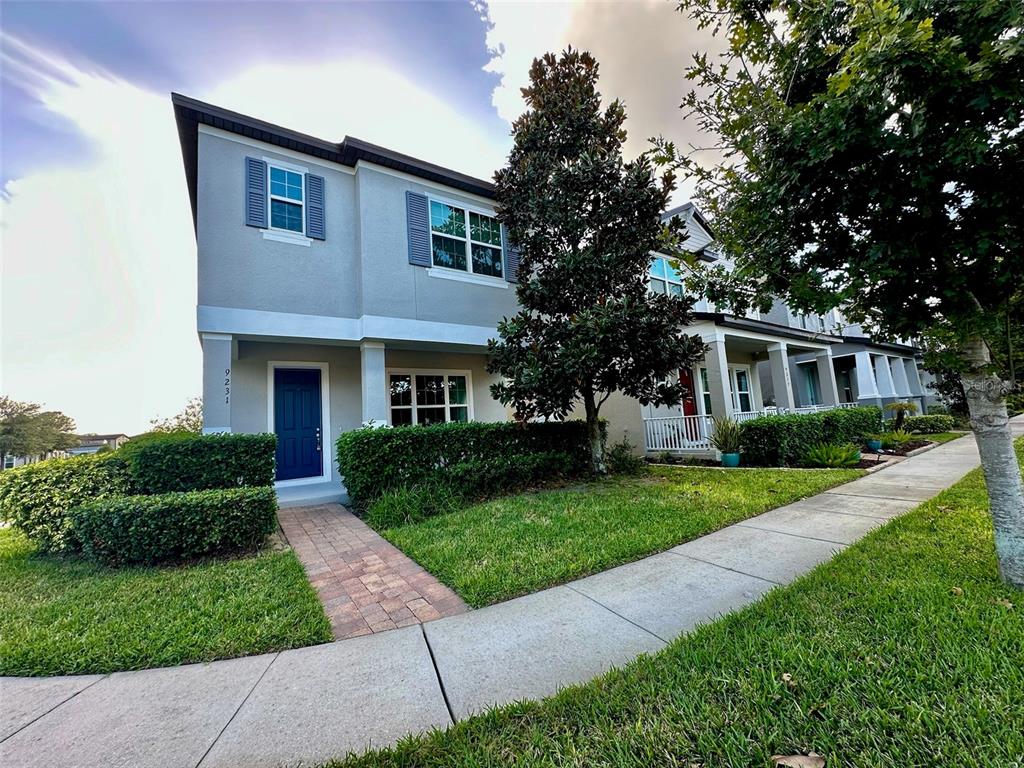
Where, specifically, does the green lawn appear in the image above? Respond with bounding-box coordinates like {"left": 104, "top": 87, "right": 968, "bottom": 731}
{"left": 381, "top": 466, "right": 862, "bottom": 607}
{"left": 337, "top": 439, "right": 1024, "bottom": 768}
{"left": 0, "top": 529, "right": 331, "bottom": 676}
{"left": 918, "top": 431, "right": 967, "bottom": 444}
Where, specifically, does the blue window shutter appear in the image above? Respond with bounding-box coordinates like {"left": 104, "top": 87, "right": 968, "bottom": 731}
{"left": 244, "top": 157, "right": 267, "bottom": 228}
{"left": 501, "top": 224, "right": 520, "bottom": 283}
{"left": 305, "top": 173, "right": 325, "bottom": 240}
{"left": 406, "top": 191, "right": 430, "bottom": 267}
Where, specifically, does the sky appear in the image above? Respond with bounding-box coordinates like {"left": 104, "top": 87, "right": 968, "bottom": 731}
{"left": 0, "top": 0, "right": 720, "bottom": 435}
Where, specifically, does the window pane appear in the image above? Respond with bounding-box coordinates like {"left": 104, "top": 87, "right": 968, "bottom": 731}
{"left": 471, "top": 244, "right": 503, "bottom": 277}
{"left": 429, "top": 200, "right": 465, "bottom": 237}
{"left": 447, "top": 376, "right": 467, "bottom": 405}
{"left": 432, "top": 235, "right": 467, "bottom": 271}
{"left": 416, "top": 407, "right": 446, "bottom": 426}
{"left": 449, "top": 406, "right": 468, "bottom": 423}
{"left": 735, "top": 370, "right": 749, "bottom": 392}
{"left": 739, "top": 393, "right": 752, "bottom": 412}
{"left": 391, "top": 408, "right": 412, "bottom": 426}
{"left": 271, "top": 200, "right": 303, "bottom": 232}
{"left": 284, "top": 171, "right": 302, "bottom": 201}
{"left": 668, "top": 283, "right": 683, "bottom": 297}
{"left": 664, "top": 259, "right": 681, "bottom": 282}
{"left": 390, "top": 375, "right": 411, "bottom": 406}
{"left": 415, "top": 375, "right": 446, "bottom": 406}
{"left": 649, "top": 258, "right": 666, "bottom": 279}
{"left": 649, "top": 279, "right": 666, "bottom": 294}
{"left": 469, "top": 212, "right": 502, "bottom": 246}
{"left": 270, "top": 168, "right": 303, "bottom": 202}
{"left": 270, "top": 167, "right": 286, "bottom": 184}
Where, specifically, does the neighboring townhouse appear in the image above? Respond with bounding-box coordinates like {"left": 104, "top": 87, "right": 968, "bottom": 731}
{"left": 172, "top": 94, "right": 930, "bottom": 503}
{"left": 67, "top": 433, "right": 130, "bottom": 456}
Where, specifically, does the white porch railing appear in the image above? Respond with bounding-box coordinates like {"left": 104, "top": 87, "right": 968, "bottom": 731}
{"left": 644, "top": 414, "right": 714, "bottom": 452}
{"left": 643, "top": 402, "right": 859, "bottom": 453}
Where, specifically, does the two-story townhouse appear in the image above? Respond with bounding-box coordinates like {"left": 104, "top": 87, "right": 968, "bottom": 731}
{"left": 173, "top": 94, "right": 930, "bottom": 504}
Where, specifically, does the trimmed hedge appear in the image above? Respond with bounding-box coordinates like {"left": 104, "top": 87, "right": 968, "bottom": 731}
{"left": 72, "top": 487, "right": 278, "bottom": 566}
{"left": 336, "top": 421, "right": 595, "bottom": 507}
{"left": 740, "top": 406, "right": 882, "bottom": 466}
{"left": 0, "top": 454, "right": 131, "bottom": 554}
{"left": 903, "top": 414, "right": 956, "bottom": 434}
{"left": 119, "top": 432, "right": 277, "bottom": 494}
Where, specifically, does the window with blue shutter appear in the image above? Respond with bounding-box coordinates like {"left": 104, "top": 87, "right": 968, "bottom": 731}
{"left": 305, "top": 173, "right": 325, "bottom": 240}
{"left": 244, "top": 157, "right": 267, "bottom": 228}
{"left": 406, "top": 191, "right": 431, "bottom": 267}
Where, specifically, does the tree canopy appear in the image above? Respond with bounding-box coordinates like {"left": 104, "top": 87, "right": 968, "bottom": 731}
{"left": 149, "top": 396, "right": 203, "bottom": 434}
{"left": 488, "top": 49, "right": 705, "bottom": 472}
{"left": 0, "top": 397, "right": 78, "bottom": 467}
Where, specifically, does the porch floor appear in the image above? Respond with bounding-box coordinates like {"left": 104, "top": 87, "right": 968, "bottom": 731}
{"left": 278, "top": 504, "right": 468, "bottom": 639}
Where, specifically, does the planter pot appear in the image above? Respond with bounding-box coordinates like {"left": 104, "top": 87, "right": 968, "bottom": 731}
{"left": 721, "top": 453, "right": 741, "bottom": 468}
{"left": 866, "top": 439, "right": 882, "bottom": 452}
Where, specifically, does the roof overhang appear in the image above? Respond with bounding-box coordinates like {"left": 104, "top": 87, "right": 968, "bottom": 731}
{"left": 694, "top": 312, "right": 844, "bottom": 345}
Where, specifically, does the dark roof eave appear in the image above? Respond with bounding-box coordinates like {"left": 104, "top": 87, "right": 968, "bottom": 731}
{"left": 694, "top": 312, "right": 844, "bottom": 344}
{"left": 839, "top": 335, "right": 920, "bottom": 355}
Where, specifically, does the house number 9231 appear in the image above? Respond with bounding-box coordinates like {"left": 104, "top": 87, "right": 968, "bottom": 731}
{"left": 224, "top": 368, "right": 231, "bottom": 404}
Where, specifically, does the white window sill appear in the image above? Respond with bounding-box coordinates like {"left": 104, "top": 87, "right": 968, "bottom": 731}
{"left": 263, "top": 230, "right": 311, "bottom": 247}
{"left": 427, "top": 268, "right": 508, "bottom": 289}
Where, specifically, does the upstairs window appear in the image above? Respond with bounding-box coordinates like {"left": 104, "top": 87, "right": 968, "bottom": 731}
{"left": 269, "top": 166, "right": 304, "bottom": 233}
{"left": 429, "top": 200, "right": 503, "bottom": 278}
{"left": 649, "top": 257, "right": 684, "bottom": 297}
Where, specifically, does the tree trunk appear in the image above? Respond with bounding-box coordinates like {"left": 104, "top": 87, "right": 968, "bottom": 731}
{"left": 582, "top": 389, "right": 606, "bottom": 475}
{"left": 962, "top": 336, "right": 1024, "bottom": 589}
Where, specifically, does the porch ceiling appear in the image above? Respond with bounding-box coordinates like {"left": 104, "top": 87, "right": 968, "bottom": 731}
{"left": 720, "top": 331, "right": 827, "bottom": 357}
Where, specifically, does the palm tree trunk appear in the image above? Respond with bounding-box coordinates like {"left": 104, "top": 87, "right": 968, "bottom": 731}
{"left": 962, "top": 336, "right": 1024, "bottom": 589}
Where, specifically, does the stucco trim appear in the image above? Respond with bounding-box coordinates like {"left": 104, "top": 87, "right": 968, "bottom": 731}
{"left": 198, "top": 305, "right": 496, "bottom": 348}
{"left": 266, "top": 361, "right": 333, "bottom": 487}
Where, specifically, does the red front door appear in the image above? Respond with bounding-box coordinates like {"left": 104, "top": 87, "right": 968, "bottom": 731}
{"left": 678, "top": 369, "right": 698, "bottom": 416}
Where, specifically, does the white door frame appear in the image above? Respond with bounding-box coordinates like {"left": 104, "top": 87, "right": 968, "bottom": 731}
{"left": 266, "top": 361, "right": 332, "bottom": 487}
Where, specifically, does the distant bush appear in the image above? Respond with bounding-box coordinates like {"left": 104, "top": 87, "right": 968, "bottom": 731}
{"left": 119, "top": 432, "right": 276, "bottom": 494}
{"left": 740, "top": 406, "right": 882, "bottom": 466}
{"left": 0, "top": 454, "right": 131, "bottom": 554}
{"left": 72, "top": 487, "right": 277, "bottom": 567}
{"left": 336, "top": 420, "right": 596, "bottom": 508}
{"left": 605, "top": 439, "right": 646, "bottom": 475}
{"left": 802, "top": 442, "right": 862, "bottom": 468}
{"left": 903, "top": 414, "right": 956, "bottom": 434}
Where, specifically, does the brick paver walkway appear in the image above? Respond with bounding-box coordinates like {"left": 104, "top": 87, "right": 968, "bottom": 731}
{"left": 277, "top": 504, "right": 467, "bottom": 639}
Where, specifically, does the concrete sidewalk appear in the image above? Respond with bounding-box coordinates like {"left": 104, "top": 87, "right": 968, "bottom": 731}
{"left": 3, "top": 419, "right": 1021, "bottom": 768}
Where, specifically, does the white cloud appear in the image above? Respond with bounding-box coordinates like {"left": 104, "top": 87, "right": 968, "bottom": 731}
{"left": 0, "top": 40, "right": 513, "bottom": 434}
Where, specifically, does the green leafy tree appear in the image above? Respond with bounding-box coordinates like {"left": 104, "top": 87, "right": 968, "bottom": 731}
{"left": 0, "top": 397, "right": 78, "bottom": 469}
{"left": 488, "top": 49, "right": 706, "bottom": 473}
{"left": 671, "top": 0, "right": 1024, "bottom": 585}
{"left": 149, "top": 396, "right": 203, "bottom": 434}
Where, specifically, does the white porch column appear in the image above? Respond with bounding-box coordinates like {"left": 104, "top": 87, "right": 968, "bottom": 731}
{"left": 815, "top": 348, "right": 840, "bottom": 406}
{"left": 904, "top": 357, "right": 925, "bottom": 395}
{"left": 853, "top": 351, "right": 880, "bottom": 400}
{"left": 890, "top": 356, "right": 912, "bottom": 398}
{"left": 360, "top": 342, "right": 388, "bottom": 424}
{"left": 201, "top": 333, "right": 233, "bottom": 433}
{"left": 768, "top": 342, "right": 796, "bottom": 410}
{"left": 704, "top": 335, "right": 734, "bottom": 418}
{"left": 874, "top": 354, "right": 897, "bottom": 398}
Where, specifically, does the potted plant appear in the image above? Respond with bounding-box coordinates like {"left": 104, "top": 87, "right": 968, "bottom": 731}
{"left": 865, "top": 433, "right": 883, "bottom": 452}
{"left": 710, "top": 416, "right": 743, "bottom": 467}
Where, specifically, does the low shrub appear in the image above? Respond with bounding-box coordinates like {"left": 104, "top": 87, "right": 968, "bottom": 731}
{"left": 903, "top": 414, "right": 956, "bottom": 434}
{"left": 739, "top": 406, "right": 882, "bottom": 466}
{"left": 366, "top": 485, "right": 461, "bottom": 529}
{"left": 606, "top": 440, "right": 646, "bottom": 475}
{"left": 0, "top": 454, "right": 131, "bottom": 554}
{"left": 802, "top": 442, "right": 862, "bottom": 468}
{"left": 72, "top": 486, "right": 278, "bottom": 567}
{"left": 336, "top": 420, "right": 597, "bottom": 507}
{"left": 880, "top": 429, "right": 914, "bottom": 449}
{"left": 119, "top": 432, "right": 277, "bottom": 494}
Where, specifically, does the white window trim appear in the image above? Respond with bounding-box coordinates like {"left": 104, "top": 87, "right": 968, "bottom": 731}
{"left": 385, "top": 368, "right": 474, "bottom": 426}
{"left": 648, "top": 255, "right": 685, "bottom": 297}
{"left": 427, "top": 194, "right": 504, "bottom": 280}
{"left": 265, "top": 157, "right": 306, "bottom": 237}
{"left": 729, "top": 366, "right": 754, "bottom": 412}
{"left": 426, "top": 268, "right": 508, "bottom": 289}
{"left": 266, "top": 361, "right": 332, "bottom": 487}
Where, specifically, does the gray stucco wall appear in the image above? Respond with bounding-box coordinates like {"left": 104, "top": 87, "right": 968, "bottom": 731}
{"left": 197, "top": 129, "right": 520, "bottom": 329}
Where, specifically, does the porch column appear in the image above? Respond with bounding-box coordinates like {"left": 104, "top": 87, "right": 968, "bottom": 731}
{"left": 360, "top": 342, "right": 388, "bottom": 425}
{"left": 905, "top": 357, "right": 926, "bottom": 396}
{"left": 767, "top": 342, "right": 796, "bottom": 410}
{"left": 705, "top": 335, "right": 734, "bottom": 418}
{"left": 874, "top": 354, "right": 897, "bottom": 397}
{"left": 201, "top": 333, "right": 232, "bottom": 433}
{"left": 853, "top": 351, "right": 880, "bottom": 401}
{"left": 815, "top": 348, "right": 840, "bottom": 406}
{"left": 890, "top": 356, "right": 912, "bottom": 398}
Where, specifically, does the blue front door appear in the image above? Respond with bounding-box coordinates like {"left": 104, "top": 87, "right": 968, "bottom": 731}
{"left": 274, "top": 368, "right": 323, "bottom": 481}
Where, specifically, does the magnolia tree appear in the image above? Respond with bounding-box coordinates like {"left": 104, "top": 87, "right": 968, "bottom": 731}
{"left": 670, "top": 0, "right": 1024, "bottom": 585}
{"left": 488, "top": 49, "right": 706, "bottom": 473}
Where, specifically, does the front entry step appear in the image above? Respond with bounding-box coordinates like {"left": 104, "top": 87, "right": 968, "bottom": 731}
{"left": 275, "top": 480, "right": 348, "bottom": 508}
